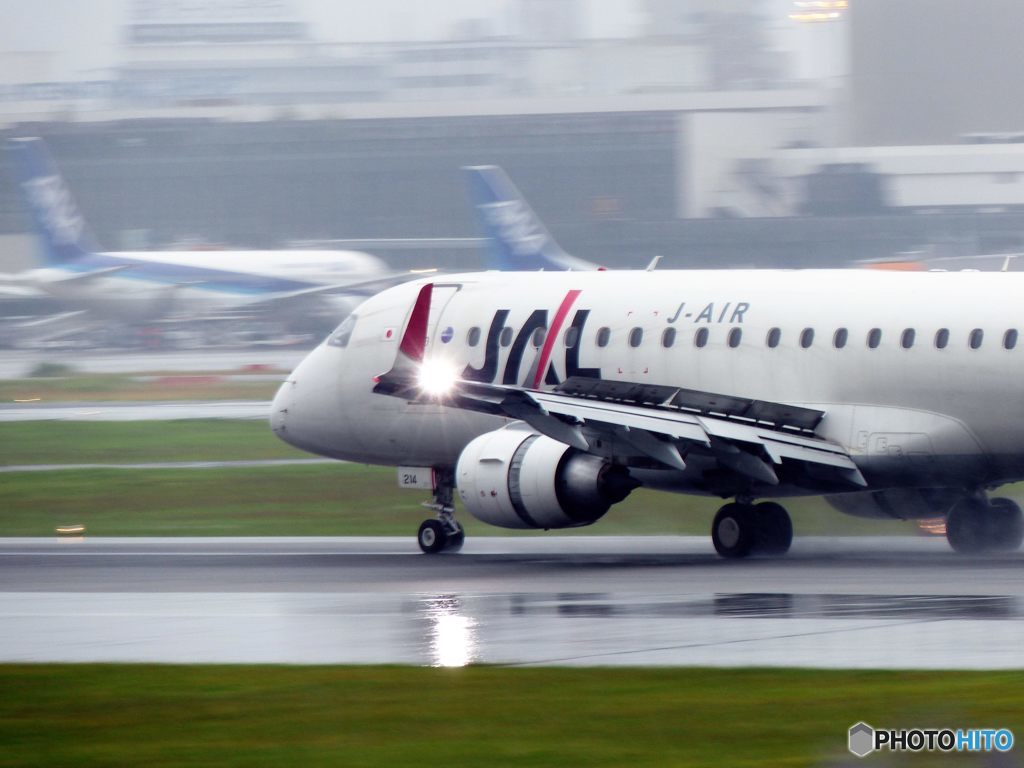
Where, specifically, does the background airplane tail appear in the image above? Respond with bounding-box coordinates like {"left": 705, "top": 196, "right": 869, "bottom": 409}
{"left": 7, "top": 137, "right": 99, "bottom": 266}
{"left": 463, "top": 165, "right": 597, "bottom": 271}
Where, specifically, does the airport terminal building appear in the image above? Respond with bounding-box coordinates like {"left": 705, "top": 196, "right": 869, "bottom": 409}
{"left": 2, "top": 0, "right": 1024, "bottom": 274}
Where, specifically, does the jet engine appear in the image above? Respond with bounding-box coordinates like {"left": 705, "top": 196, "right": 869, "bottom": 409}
{"left": 456, "top": 427, "right": 637, "bottom": 529}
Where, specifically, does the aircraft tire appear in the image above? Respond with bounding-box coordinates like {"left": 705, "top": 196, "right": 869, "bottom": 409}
{"left": 446, "top": 522, "right": 466, "bottom": 552}
{"left": 987, "top": 498, "right": 1024, "bottom": 552}
{"left": 945, "top": 498, "right": 991, "bottom": 554}
{"left": 417, "top": 519, "right": 449, "bottom": 554}
{"left": 753, "top": 502, "right": 793, "bottom": 555}
{"left": 712, "top": 503, "right": 755, "bottom": 559}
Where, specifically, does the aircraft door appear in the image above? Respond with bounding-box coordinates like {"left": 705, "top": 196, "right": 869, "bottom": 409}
{"left": 424, "top": 283, "right": 462, "bottom": 354}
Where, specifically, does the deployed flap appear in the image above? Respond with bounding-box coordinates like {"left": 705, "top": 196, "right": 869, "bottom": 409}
{"left": 558, "top": 376, "right": 824, "bottom": 432}
{"left": 380, "top": 368, "right": 863, "bottom": 487}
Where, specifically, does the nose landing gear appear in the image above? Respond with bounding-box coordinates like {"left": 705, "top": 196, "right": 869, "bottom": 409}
{"left": 946, "top": 496, "right": 1024, "bottom": 554}
{"left": 711, "top": 500, "right": 793, "bottom": 559}
{"left": 417, "top": 473, "right": 465, "bottom": 554}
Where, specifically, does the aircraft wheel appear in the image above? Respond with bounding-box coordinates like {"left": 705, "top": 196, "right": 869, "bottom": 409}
{"left": 945, "top": 498, "right": 991, "bottom": 554}
{"left": 988, "top": 498, "right": 1024, "bottom": 552}
{"left": 446, "top": 522, "right": 465, "bottom": 552}
{"left": 417, "top": 519, "right": 448, "bottom": 554}
{"left": 712, "top": 503, "right": 755, "bottom": 559}
{"left": 753, "top": 502, "right": 793, "bottom": 555}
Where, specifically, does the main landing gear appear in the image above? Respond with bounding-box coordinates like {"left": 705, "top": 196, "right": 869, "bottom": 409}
{"left": 945, "top": 496, "right": 1024, "bottom": 554}
{"left": 417, "top": 474, "right": 465, "bottom": 554}
{"left": 711, "top": 501, "right": 793, "bottom": 559}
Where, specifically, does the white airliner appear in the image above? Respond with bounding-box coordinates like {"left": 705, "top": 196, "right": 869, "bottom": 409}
{"left": 2, "top": 137, "right": 398, "bottom": 327}
{"left": 271, "top": 266, "right": 1024, "bottom": 558}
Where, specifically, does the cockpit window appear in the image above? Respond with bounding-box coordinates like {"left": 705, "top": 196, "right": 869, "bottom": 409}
{"left": 328, "top": 314, "right": 358, "bottom": 348}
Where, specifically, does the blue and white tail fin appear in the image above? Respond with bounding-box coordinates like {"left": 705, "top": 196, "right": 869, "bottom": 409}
{"left": 7, "top": 137, "right": 99, "bottom": 266}
{"left": 463, "top": 165, "right": 597, "bottom": 271}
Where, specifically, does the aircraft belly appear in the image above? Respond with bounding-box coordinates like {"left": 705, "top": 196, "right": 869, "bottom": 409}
{"left": 811, "top": 402, "right": 990, "bottom": 483}
{"left": 354, "top": 404, "right": 504, "bottom": 467}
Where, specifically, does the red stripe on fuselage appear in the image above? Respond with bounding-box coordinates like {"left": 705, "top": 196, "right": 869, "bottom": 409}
{"left": 399, "top": 282, "right": 433, "bottom": 362}
{"left": 532, "top": 289, "right": 581, "bottom": 389}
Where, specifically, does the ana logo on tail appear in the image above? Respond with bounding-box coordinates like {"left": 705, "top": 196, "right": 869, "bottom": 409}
{"left": 464, "top": 164, "right": 598, "bottom": 271}
{"left": 23, "top": 174, "right": 85, "bottom": 246}
{"left": 479, "top": 200, "right": 549, "bottom": 258}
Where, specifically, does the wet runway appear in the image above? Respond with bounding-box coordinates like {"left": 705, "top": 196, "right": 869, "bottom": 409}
{"left": 2, "top": 536, "right": 1022, "bottom": 668}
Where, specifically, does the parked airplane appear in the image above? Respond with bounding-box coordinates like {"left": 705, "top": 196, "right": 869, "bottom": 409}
{"left": 2, "top": 137, "right": 400, "bottom": 331}
{"left": 463, "top": 165, "right": 597, "bottom": 272}
{"left": 271, "top": 266, "right": 1024, "bottom": 558}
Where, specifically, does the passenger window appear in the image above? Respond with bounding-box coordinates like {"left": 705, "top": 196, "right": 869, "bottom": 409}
{"left": 867, "top": 328, "right": 882, "bottom": 349}
{"left": 728, "top": 328, "right": 742, "bottom": 348}
{"left": 629, "top": 327, "right": 644, "bottom": 348}
{"left": 662, "top": 327, "right": 676, "bottom": 348}
{"left": 327, "top": 314, "right": 358, "bottom": 348}
{"left": 467, "top": 327, "right": 481, "bottom": 347}
{"left": 500, "top": 327, "right": 513, "bottom": 347}
{"left": 596, "top": 327, "right": 611, "bottom": 348}
{"left": 935, "top": 328, "right": 949, "bottom": 349}
{"left": 901, "top": 328, "right": 915, "bottom": 349}
{"left": 766, "top": 328, "right": 781, "bottom": 348}
{"left": 800, "top": 328, "right": 814, "bottom": 349}
{"left": 833, "top": 328, "right": 848, "bottom": 349}
{"left": 695, "top": 327, "right": 709, "bottom": 348}
{"left": 1004, "top": 329, "right": 1018, "bottom": 350}
{"left": 969, "top": 329, "right": 984, "bottom": 349}
{"left": 564, "top": 327, "right": 579, "bottom": 349}
{"left": 532, "top": 328, "right": 546, "bottom": 347}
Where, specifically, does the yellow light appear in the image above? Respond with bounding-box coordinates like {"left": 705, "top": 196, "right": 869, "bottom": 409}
{"left": 791, "top": 0, "right": 847, "bottom": 21}
{"left": 789, "top": 12, "right": 840, "bottom": 21}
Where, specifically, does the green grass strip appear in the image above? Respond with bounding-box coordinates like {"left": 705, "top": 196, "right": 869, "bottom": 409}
{"left": 0, "top": 665, "right": 1020, "bottom": 767}
{"left": 1, "top": 463, "right": 907, "bottom": 537}
{"left": 0, "top": 420, "right": 305, "bottom": 465}
{"left": 0, "top": 420, "right": 971, "bottom": 538}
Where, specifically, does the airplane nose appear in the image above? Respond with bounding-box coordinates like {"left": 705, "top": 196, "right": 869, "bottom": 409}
{"left": 269, "top": 344, "right": 345, "bottom": 458}
{"left": 269, "top": 377, "right": 294, "bottom": 439}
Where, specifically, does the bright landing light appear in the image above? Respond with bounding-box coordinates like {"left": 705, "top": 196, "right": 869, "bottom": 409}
{"left": 417, "top": 358, "right": 460, "bottom": 397}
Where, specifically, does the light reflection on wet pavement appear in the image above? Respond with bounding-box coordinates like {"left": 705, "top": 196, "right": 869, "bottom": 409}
{"left": 1, "top": 537, "right": 1022, "bottom": 668}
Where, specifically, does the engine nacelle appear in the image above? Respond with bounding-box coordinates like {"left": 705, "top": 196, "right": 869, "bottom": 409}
{"left": 456, "top": 427, "right": 637, "bottom": 530}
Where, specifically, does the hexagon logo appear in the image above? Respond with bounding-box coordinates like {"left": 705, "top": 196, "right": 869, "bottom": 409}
{"left": 849, "top": 722, "right": 875, "bottom": 758}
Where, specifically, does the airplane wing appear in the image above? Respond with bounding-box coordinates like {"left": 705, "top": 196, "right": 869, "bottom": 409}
{"left": 374, "top": 283, "right": 866, "bottom": 494}
{"left": 36, "top": 266, "right": 132, "bottom": 285}
{"left": 242, "top": 271, "right": 425, "bottom": 310}
{"left": 0, "top": 280, "right": 46, "bottom": 298}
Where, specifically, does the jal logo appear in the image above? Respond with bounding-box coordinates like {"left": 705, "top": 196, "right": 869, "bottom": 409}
{"left": 479, "top": 200, "right": 547, "bottom": 256}
{"left": 23, "top": 175, "right": 84, "bottom": 245}
{"left": 463, "top": 292, "right": 600, "bottom": 388}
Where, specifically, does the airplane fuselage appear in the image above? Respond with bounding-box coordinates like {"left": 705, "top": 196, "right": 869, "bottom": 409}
{"left": 273, "top": 268, "right": 1024, "bottom": 499}
{"left": 30, "top": 249, "right": 385, "bottom": 322}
